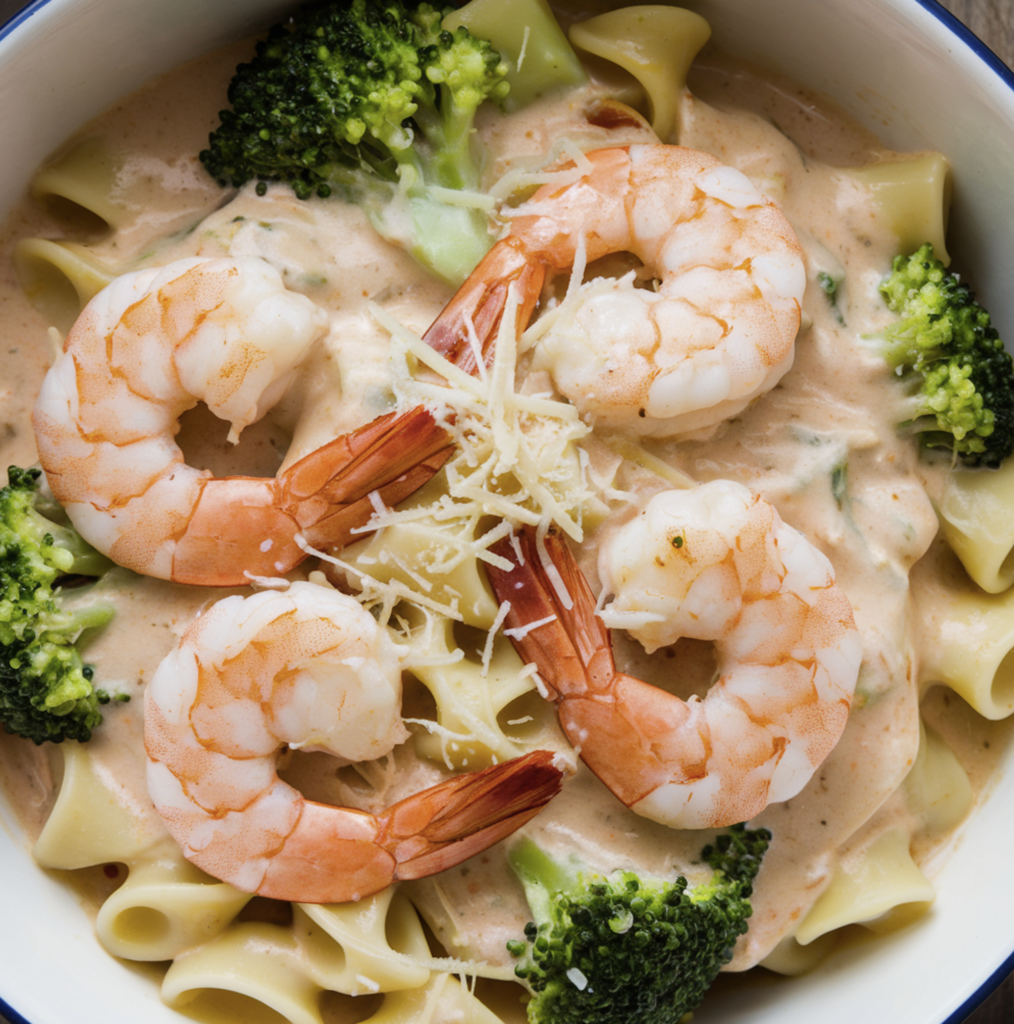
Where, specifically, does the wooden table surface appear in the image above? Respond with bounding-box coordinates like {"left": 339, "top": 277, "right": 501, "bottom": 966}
{"left": 0, "top": 1, "right": 1012, "bottom": 1023}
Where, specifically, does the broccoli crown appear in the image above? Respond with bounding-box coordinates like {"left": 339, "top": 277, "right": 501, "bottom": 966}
{"left": 201, "top": 0, "right": 512, "bottom": 282}
{"left": 199, "top": 0, "right": 509, "bottom": 282}
{"left": 0, "top": 466, "right": 115, "bottom": 744}
{"left": 879, "top": 242, "right": 1014, "bottom": 467}
{"left": 507, "top": 824, "right": 772, "bottom": 1024}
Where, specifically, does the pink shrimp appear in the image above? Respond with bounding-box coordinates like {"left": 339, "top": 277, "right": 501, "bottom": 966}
{"left": 510, "top": 143, "right": 805, "bottom": 436}
{"left": 484, "top": 481, "right": 862, "bottom": 829}
{"left": 412, "top": 143, "right": 804, "bottom": 425}
{"left": 144, "top": 580, "right": 563, "bottom": 903}
{"left": 31, "top": 250, "right": 542, "bottom": 586}
{"left": 32, "top": 143, "right": 801, "bottom": 585}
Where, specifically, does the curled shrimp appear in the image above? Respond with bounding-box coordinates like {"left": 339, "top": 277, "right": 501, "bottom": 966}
{"left": 31, "top": 253, "right": 541, "bottom": 586}
{"left": 485, "top": 481, "right": 862, "bottom": 829}
{"left": 144, "top": 580, "right": 563, "bottom": 903}
{"left": 511, "top": 144, "right": 805, "bottom": 436}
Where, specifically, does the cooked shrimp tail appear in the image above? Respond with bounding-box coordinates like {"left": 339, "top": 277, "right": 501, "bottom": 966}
{"left": 224, "top": 749, "right": 563, "bottom": 904}
{"left": 485, "top": 528, "right": 654, "bottom": 807}
{"left": 485, "top": 529, "right": 611, "bottom": 704}
{"left": 486, "top": 486, "right": 862, "bottom": 830}
{"left": 246, "top": 749, "right": 564, "bottom": 903}
{"left": 377, "top": 749, "right": 563, "bottom": 881}
{"left": 144, "top": 581, "right": 563, "bottom": 903}
{"left": 422, "top": 235, "right": 547, "bottom": 375}
{"left": 32, "top": 254, "right": 538, "bottom": 586}
{"left": 277, "top": 405, "right": 456, "bottom": 555}
{"left": 161, "top": 406, "right": 455, "bottom": 586}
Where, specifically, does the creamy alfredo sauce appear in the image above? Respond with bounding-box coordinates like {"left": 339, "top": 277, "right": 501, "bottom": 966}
{"left": 0, "top": 15, "right": 1008, "bottom": 1007}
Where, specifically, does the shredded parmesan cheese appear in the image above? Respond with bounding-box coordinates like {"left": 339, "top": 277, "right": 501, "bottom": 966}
{"left": 369, "top": 284, "right": 594, "bottom": 552}
{"left": 487, "top": 137, "right": 594, "bottom": 205}
{"left": 536, "top": 520, "right": 573, "bottom": 610}
{"left": 516, "top": 25, "right": 530, "bottom": 74}
{"left": 482, "top": 600, "right": 512, "bottom": 677}
{"left": 295, "top": 534, "right": 464, "bottom": 624}
{"left": 242, "top": 571, "right": 293, "bottom": 589}
{"left": 504, "top": 614, "right": 557, "bottom": 641}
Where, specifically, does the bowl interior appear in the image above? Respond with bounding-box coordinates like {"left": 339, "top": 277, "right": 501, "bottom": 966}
{"left": 2, "top": 1, "right": 1013, "bottom": 1022}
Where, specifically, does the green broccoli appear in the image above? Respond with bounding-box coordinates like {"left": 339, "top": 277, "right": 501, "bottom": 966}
{"left": 0, "top": 466, "right": 117, "bottom": 744}
{"left": 199, "top": 0, "right": 510, "bottom": 284}
{"left": 878, "top": 242, "right": 1014, "bottom": 467}
{"left": 506, "top": 823, "right": 772, "bottom": 1024}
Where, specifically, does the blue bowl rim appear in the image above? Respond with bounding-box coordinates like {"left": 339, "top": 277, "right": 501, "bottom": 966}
{"left": 0, "top": 0, "right": 1011, "bottom": 1023}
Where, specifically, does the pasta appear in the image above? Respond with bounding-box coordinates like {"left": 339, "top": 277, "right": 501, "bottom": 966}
{"left": 13, "top": 238, "right": 116, "bottom": 332}
{"left": 160, "top": 893, "right": 438, "bottom": 1018}
{"left": 407, "top": 619, "right": 540, "bottom": 769}
{"left": 96, "top": 853, "right": 252, "bottom": 963}
{"left": 760, "top": 933, "right": 839, "bottom": 978}
{"left": 1, "top": 2, "right": 1012, "bottom": 1023}
{"left": 30, "top": 137, "right": 130, "bottom": 231}
{"left": 33, "top": 741, "right": 252, "bottom": 961}
{"left": 794, "top": 827, "right": 935, "bottom": 946}
{"left": 905, "top": 720, "right": 973, "bottom": 837}
{"left": 937, "top": 458, "right": 1014, "bottom": 593}
{"left": 33, "top": 740, "right": 162, "bottom": 871}
{"left": 794, "top": 718, "right": 971, "bottom": 947}
{"left": 443, "top": 0, "right": 587, "bottom": 110}
{"left": 845, "top": 153, "right": 952, "bottom": 266}
{"left": 341, "top": 505, "right": 504, "bottom": 629}
{"left": 568, "top": 6, "right": 712, "bottom": 141}
{"left": 916, "top": 580, "right": 1014, "bottom": 719}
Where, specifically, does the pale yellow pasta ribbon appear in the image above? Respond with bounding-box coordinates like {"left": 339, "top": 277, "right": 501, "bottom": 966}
{"left": 14, "top": 238, "right": 116, "bottom": 332}
{"left": 444, "top": 0, "right": 586, "bottom": 111}
{"left": 844, "top": 153, "right": 951, "bottom": 263}
{"left": 938, "top": 459, "right": 1014, "bottom": 594}
{"left": 916, "top": 580, "right": 1014, "bottom": 720}
{"left": 795, "top": 828, "right": 934, "bottom": 945}
{"left": 569, "top": 6, "right": 711, "bottom": 142}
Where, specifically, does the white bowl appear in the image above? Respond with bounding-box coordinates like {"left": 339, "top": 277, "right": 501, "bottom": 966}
{"left": 1, "top": 1, "right": 1012, "bottom": 1023}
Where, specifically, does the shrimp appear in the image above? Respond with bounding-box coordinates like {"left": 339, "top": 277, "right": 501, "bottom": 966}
{"left": 510, "top": 144, "right": 806, "bottom": 437}
{"left": 144, "top": 580, "right": 563, "bottom": 903}
{"left": 484, "top": 481, "right": 862, "bottom": 829}
{"left": 31, "top": 252, "right": 542, "bottom": 586}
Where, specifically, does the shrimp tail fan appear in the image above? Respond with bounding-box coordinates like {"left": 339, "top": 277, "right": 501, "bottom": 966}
{"left": 486, "top": 527, "right": 615, "bottom": 700}
{"left": 384, "top": 750, "right": 565, "bottom": 880}
{"left": 291, "top": 405, "right": 455, "bottom": 551}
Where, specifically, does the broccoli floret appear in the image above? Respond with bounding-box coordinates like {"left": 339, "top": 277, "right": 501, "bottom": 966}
{"left": 878, "top": 242, "right": 1014, "bottom": 467}
{"left": 506, "top": 823, "right": 772, "bottom": 1024}
{"left": 0, "top": 466, "right": 116, "bottom": 744}
{"left": 200, "top": 0, "right": 510, "bottom": 284}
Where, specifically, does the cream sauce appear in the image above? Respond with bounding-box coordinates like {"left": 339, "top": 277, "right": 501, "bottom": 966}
{"left": 0, "top": 18, "right": 1008, "bottom": 1014}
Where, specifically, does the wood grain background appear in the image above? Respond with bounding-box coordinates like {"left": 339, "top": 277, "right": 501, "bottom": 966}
{"left": 0, "top": 0, "right": 1011, "bottom": 1022}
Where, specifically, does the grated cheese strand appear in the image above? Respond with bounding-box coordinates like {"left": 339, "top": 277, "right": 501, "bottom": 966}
{"left": 536, "top": 519, "right": 574, "bottom": 610}
{"left": 504, "top": 613, "right": 557, "bottom": 641}
{"left": 482, "top": 599, "right": 512, "bottom": 677}
{"left": 487, "top": 137, "right": 593, "bottom": 204}
{"left": 372, "top": 282, "right": 594, "bottom": 546}
{"left": 294, "top": 535, "right": 464, "bottom": 624}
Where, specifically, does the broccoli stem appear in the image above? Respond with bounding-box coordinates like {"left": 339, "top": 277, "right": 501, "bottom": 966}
{"left": 199, "top": 0, "right": 512, "bottom": 284}
{"left": 27, "top": 508, "right": 112, "bottom": 579}
{"left": 402, "top": 197, "right": 494, "bottom": 285}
